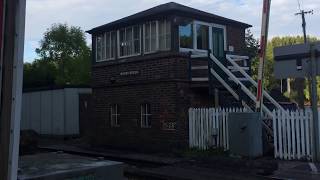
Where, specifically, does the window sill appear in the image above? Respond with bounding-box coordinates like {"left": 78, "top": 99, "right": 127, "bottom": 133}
{"left": 111, "top": 125, "right": 120, "bottom": 128}
{"left": 141, "top": 126, "right": 152, "bottom": 129}
{"left": 96, "top": 58, "right": 116, "bottom": 62}
{"left": 118, "top": 53, "right": 141, "bottom": 59}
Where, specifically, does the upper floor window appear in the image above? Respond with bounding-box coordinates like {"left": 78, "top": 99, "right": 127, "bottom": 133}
{"left": 119, "top": 25, "right": 141, "bottom": 58}
{"left": 96, "top": 32, "right": 116, "bottom": 62}
{"left": 144, "top": 21, "right": 157, "bottom": 53}
{"left": 106, "top": 31, "right": 117, "bottom": 60}
{"left": 96, "top": 34, "right": 106, "bottom": 62}
{"left": 140, "top": 104, "right": 151, "bottom": 128}
{"left": 110, "top": 104, "right": 120, "bottom": 127}
{"left": 179, "top": 21, "right": 226, "bottom": 55}
{"left": 179, "top": 24, "right": 193, "bottom": 49}
{"left": 144, "top": 19, "right": 171, "bottom": 54}
{"left": 196, "top": 24, "right": 209, "bottom": 50}
{"left": 159, "top": 19, "right": 171, "bottom": 51}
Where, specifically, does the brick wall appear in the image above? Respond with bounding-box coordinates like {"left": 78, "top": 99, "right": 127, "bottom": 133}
{"left": 227, "top": 25, "right": 246, "bottom": 54}
{"left": 90, "top": 53, "right": 207, "bottom": 152}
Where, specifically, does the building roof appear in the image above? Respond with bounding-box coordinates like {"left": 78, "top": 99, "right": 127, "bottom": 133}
{"left": 87, "top": 2, "right": 252, "bottom": 34}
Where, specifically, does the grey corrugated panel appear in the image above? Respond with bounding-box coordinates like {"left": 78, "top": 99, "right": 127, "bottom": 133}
{"left": 40, "top": 91, "right": 53, "bottom": 135}
{"left": 21, "top": 93, "right": 28, "bottom": 130}
{"left": 52, "top": 90, "right": 65, "bottom": 135}
{"left": 21, "top": 88, "right": 92, "bottom": 136}
{"left": 30, "top": 92, "right": 41, "bottom": 133}
{"left": 64, "top": 88, "right": 78, "bottom": 135}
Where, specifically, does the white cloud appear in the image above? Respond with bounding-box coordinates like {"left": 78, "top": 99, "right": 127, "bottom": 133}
{"left": 24, "top": 0, "right": 320, "bottom": 61}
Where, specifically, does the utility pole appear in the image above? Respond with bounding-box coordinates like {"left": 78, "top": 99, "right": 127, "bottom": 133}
{"left": 294, "top": 9, "right": 313, "bottom": 108}
{"left": 295, "top": 9, "right": 313, "bottom": 109}
{"left": 295, "top": 10, "right": 313, "bottom": 43}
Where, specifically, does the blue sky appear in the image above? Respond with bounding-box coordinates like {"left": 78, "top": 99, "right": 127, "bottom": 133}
{"left": 24, "top": 0, "right": 320, "bottom": 62}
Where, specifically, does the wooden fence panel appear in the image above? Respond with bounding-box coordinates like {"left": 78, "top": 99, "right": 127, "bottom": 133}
{"left": 273, "top": 109, "right": 313, "bottom": 161}
{"left": 188, "top": 107, "right": 245, "bottom": 150}
{"left": 189, "top": 108, "right": 315, "bottom": 161}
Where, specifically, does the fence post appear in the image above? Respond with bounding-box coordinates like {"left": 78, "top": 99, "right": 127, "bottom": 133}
{"left": 272, "top": 110, "right": 278, "bottom": 158}
{"left": 300, "top": 110, "right": 306, "bottom": 158}
{"left": 305, "top": 110, "right": 311, "bottom": 159}
{"left": 291, "top": 111, "right": 296, "bottom": 160}
{"left": 278, "top": 110, "right": 283, "bottom": 159}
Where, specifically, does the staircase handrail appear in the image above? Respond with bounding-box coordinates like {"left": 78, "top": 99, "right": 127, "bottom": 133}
{"left": 226, "top": 55, "right": 286, "bottom": 113}
{"left": 209, "top": 53, "right": 274, "bottom": 118}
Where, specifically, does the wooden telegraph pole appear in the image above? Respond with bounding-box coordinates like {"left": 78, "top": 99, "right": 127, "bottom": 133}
{"left": 295, "top": 9, "right": 313, "bottom": 108}
{"left": 0, "top": 0, "right": 26, "bottom": 179}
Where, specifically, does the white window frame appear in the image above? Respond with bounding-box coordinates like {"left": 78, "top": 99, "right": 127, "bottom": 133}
{"left": 118, "top": 25, "right": 142, "bottom": 59}
{"left": 158, "top": 19, "right": 171, "bottom": 51}
{"left": 95, "top": 34, "right": 105, "bottom": 62}
{"left": 106, "top": 31, "right": 117, "bottom": 61}
{"left": 179, "top": 20, "right": 227, "bottom": 54}
{"left": 96, "top": 32, "right": 117, "bottom": 62}
{"left": 110, "top": 104, "right": 120, "bottom": 127}
{"left": 140, "top": 104, "right": 152, "bottom": 128}
{"left": 143, "top": 21, "right": 159, "bottom": 54}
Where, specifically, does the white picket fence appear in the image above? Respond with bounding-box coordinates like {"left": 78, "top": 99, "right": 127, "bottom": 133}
{"left": 272, "top": 109, "right": 313, "bottom": 160}
{"left": 188, "top": 107, "right": 247, "bottom": 150}
{"left": 189, "top": 107, "right": 317, "bottom": 161}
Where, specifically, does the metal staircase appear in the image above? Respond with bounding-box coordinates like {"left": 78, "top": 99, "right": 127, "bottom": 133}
{"left": 190, "top": 52, "right": 286, "bottom": 138}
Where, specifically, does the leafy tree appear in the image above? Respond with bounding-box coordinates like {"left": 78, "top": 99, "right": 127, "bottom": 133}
{"left": 245, "top": 29, "right": 276, "bottom": 90}
{"left": 244, "top": 29, "right": 259, "bottom": 58}
{"left": 36, "top": 23, "right": 89, "bottom": 61}
{"left": 24, "top": 23, "right": 91, "bottom": 87}
{"left": 23, "top": 60, "right": 58, "bottom": 88}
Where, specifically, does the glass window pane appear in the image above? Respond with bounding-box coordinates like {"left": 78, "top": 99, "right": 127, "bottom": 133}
{"left": 150, "top": 22, "right": 157, "bottom": 52}
{"left": 120, "top": 29, "right": 125, "bottom": 56}
{"left": 212, "top": 28, "right": 225, "bottom": 58}
{"left": 179, "top": 24, "right": 193, "bottom": 49}
{"left": 133, "top": 26, "right": 140, "bottom": 54}
{"left": 126, "top": 27, "right": 133, "bottom": 55}
{"left": 134, "top": 26, "right": 140, "bottom": 39}
{"left": 101, "top": 34, "right": 106, "bottom": 60}
{"left": 111, "top": 32, "right": 116, "bottom": 58}
{"left": 166, "top": 34, "right": 171, "bottom": 50}
{"left": 196, "top": 24, "right": 209, "bottom": 50}
{"left": 96, "top": 35, "right": 102, "bottom": 61}
{"left": 212, "top": 32, "right": 218, "bottom": 56}
{"left": 159, "top": 20, "right": 166, "bottom": 50}
{"left": 218, "top": 33, "right": 224, "bottom": 57}
{"left": 106, "top": 32, "right": 111, "bottom": 59}
{"left": 166, "top": 21, "right": 171, "bottom": 50}
{"left": 144, "top": 24, "right": 150, "bottom": 52}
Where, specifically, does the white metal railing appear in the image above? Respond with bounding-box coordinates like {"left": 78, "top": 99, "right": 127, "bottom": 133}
{"left": 226, "top": 55, "right": 286, "bottom": 113}
{"left": 209, "top": 54, "right": 274, "bottom": 118}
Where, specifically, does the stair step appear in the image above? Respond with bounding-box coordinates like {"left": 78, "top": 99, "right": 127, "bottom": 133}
{"left": 191, "top": 66, "right": 208, "bottom": 70}
{"left": 191, "top": 77, "right": 209, "bottom": 82}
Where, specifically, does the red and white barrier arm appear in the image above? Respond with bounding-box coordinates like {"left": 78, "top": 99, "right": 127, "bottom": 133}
{"left": 256, "top": 0, "right": 272, "bottom": 112}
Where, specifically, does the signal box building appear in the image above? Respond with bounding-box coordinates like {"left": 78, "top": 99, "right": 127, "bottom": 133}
{"left": 87, "top": 2, "right": 252, "bottom": 151}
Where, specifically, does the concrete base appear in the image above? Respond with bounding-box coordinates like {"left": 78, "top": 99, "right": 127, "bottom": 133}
{"left": 18, "top": 152, "right": 124, "bottom": 180}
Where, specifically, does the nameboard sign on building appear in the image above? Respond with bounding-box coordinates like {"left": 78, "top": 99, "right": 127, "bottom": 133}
{"left": 120, "top": 71, "right": 139, "bottom": 76}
